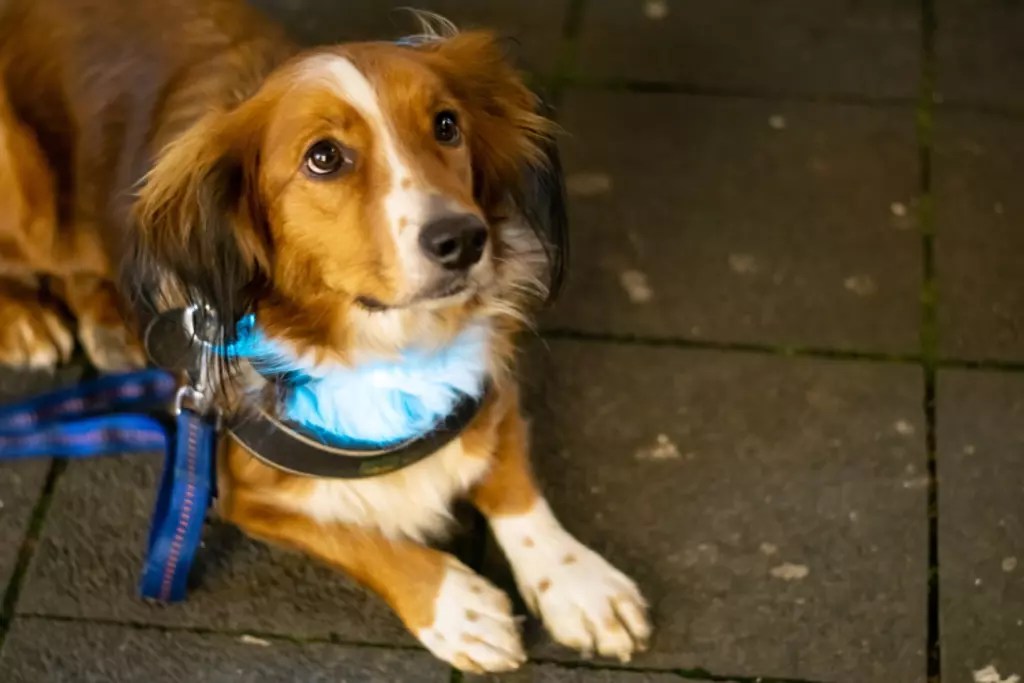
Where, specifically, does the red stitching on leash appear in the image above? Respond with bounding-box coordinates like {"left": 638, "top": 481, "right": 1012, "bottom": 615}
{"left": 159, "top": 418, "right": 200, "bottom": 600}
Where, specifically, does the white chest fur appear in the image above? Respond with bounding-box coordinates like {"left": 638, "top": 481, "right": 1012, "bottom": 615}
{"left": 275, "top": 438, "right": 491, "bottom": 542}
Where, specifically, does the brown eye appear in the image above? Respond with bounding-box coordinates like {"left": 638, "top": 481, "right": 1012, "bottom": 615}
{"left": 434, "top": 110, "right": 460, "bottom": 145}
{"left": 304, "top": 139, "right": 347, "bottom": 177}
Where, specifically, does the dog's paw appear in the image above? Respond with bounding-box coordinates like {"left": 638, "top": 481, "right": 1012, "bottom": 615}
{"left": 78, "top": 322, "right": 146, "bottom": 372}
{"left": 416, "top": 559, "right": 526, "bottom": 673}
{"left": 0, "top": 298, "right": 75, "bottom": 370}
{"left": 493, "top": 503, "right": 651, "bottom": 662}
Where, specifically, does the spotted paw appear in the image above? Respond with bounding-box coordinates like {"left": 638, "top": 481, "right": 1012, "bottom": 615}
{"left": 0, "top": 297, "right": 75, "bottom": 370}
{"left": 416, "top": 559, "right": 526, "bottom": 673}
{"left": 491, "top": 501, "right": 652, "bottom": 662}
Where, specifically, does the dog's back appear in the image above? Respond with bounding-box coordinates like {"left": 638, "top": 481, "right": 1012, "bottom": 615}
{"left": 0, "top": 0, "right": 293, "bottom": 369}
{"left": 0, "top": 0, "right": 290, "bottom": 277}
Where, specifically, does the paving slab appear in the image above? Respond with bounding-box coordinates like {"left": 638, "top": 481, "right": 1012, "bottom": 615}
{"left": 1, "top": 618, "right": 449, "bottom": 683}
{"left": 936, "top": 0, "right": 1024, "bottom": 109}
{"left": 937, "top": 371, "right": 1024, "bottom": 683}
{"left": 575, "top": 0, "right": 920, "bottom": 98}
{"left": 934, "top": 111, "right": 1024, "bottom": 362}
{"left": 482, "top": 341, "right": 928, "bottom": 683}
{"left": 545, "top": 91, "right": 921, "bottom": 353}
{"left": 246, "top": 0, "right": 568, "bottom": 75}
{"left": 0, "top": 461, "right": 48, "bottom": 598}
{"left": 14, "top": 450, "right": 423, "bottom": 643}
{"left": 0, "top": 367, "right": 86, "bottom": 598}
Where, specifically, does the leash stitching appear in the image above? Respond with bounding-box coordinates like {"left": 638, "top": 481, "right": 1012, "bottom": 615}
{"left": 159, "top": 416, "right": 199, "bottom": 600}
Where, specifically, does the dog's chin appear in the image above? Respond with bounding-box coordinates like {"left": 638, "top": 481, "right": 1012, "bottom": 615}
{"left": 356, "top": 280, "right": 478, "bottom": 313}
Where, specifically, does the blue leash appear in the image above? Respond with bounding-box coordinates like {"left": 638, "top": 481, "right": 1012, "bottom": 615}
{"left": 0, "top": 369, "right": 216, "bottom": 603}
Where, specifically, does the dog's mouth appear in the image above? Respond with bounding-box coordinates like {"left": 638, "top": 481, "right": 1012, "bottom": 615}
{"left": 356, "top": 279, "right": 476, "bottom": 313}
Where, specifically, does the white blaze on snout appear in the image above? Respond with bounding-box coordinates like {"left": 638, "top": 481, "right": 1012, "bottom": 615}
{"left": 303, "top": 55, "right": 435, "bottom": 285}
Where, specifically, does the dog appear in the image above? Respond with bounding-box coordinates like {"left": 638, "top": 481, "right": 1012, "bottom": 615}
{"left": 0, "top": 0, "right": 651, "bottom": 671}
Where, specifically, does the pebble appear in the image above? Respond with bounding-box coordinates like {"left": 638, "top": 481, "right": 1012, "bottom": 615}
{"left": 643, "top": 0, "right": 669, "bottom": 20}
{"left": 770, "top": 563, "right": 809, "bottom": 580}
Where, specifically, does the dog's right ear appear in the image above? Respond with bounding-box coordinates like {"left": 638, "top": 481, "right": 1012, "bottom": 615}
{"left": 125, "top": 107, "right": 271, "bottom": 339}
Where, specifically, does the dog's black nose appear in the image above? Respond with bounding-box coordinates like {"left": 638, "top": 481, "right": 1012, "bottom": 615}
{"left": 419, "top": 215, "right": 488, "bottom": 270}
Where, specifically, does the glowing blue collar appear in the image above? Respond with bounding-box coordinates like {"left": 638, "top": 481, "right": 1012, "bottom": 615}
{"left": 227, "top": 316, "right": 490, "bottom": 448}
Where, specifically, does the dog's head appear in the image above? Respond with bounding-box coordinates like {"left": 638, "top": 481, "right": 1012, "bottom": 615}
{"left": 128, "top": 27, "right": 566, "bottom": 367}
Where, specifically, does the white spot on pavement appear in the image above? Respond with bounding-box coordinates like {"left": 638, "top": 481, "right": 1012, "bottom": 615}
{"left": 620, "top": 270, "right": 653, "bottom": 303}
{"left": 728, "top": 253, "right": 760, "bottom": 275}
{"left": 975, "top": 578, "right": 983, "bottom": 586}
{"left": 890, "top": 201, "right": 908, "bottom": 217}
{"left": 768, "top": 115, "right": 787, "bottom": 130}
{"left": 239, "top": 635, "right": 271, "bottom": 647}
{"left": 964, "top": 444, "right": 977, "bottom": 455}
{"left": 894, "top": 419, "right": 915, "bottom": 436}
{"left": 994, "top": 202, "right": 1005, "bottom": 215}
{"left": 636, "top": 434, "right": 681, "bottom": 461}
{"left": 902, "top": 477, "right": 929, "bottom": 490}
{"left": 1003, "top": 557, "right": 1018, "bottom": 573}
{"left": 974, "top": 664, "right": 1021, "bottom": 683}
{"left": 567, "top": 172, "right": 612, "bottom": 197}
{"left": 844, "top": 274, "right": 877, "bottom": 296}
{"left": 759, "top": 542, "right": 778, "bottom": 556}
{"left": 643, "top": 0, "right": 669, "bottom": 20}
{"left": 770, "top": 563, "right": 809, "bottom": 580}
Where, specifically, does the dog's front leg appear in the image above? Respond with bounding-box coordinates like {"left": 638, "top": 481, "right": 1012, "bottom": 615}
{"left": 470, "top": 406, "right": 652, "bottom": 661}
{"left": 221, "top": 490, "right": 526, "bottom": 673}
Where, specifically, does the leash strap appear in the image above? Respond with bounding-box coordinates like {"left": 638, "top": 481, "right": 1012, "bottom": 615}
{"left": 139, "top": 409, "right": 217, "bottom": 603}
{"left": 0, "top": 369, "right": 215, "bottom": 603}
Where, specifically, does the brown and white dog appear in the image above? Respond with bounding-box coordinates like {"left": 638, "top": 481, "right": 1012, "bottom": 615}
{"left": 0, "top": 0, "right": 650, "bottom": 671}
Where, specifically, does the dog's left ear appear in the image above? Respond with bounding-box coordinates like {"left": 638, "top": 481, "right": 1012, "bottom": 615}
{"left": 422, "top": 31, "right": 569, "bottom": 303}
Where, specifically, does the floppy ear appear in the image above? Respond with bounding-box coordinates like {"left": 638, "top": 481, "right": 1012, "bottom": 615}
{"left": 125, "top": 109, "right": 271, "bottom": 339}
{"left": 508, "top": 106, "right": 569, "bottom": 303}
{"left": 422, "top": 31, "right": 569, "bottom": 303}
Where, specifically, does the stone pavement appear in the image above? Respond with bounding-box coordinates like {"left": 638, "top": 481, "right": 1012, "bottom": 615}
{"left": 1, "top": 1, "right": 1023, "bottom": 682}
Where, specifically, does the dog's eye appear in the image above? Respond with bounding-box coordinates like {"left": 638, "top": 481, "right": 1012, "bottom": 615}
{"left": 304, "top": 139, "right": 347, "bottom": 177}
{"left": 434, "top": 111, "right": 460, "bottom": 146}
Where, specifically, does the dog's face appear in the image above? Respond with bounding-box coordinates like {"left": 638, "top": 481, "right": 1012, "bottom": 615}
{"left": 131, "top": 31, "right": 565, "bottom": 362}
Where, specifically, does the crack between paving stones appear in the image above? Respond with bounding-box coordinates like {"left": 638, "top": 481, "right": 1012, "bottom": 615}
{"left": 563, "top": 76, "right": 921, "bottom": 109}
{"left": 918, "top": 0, "right": 940, "bottom": 681}
{"left": 529, "top": 657, "right": 834, "bottom": 683}
{"left": 542, "top": 328, "right": 924, "bottom": 364}
{"left": 15, "top": 613, "right": 432, "bottom": 652}
{"left": 0, "top": 459, "right": 66, "bottom": 655}
{"left": 550, "top": 0, "right": 588, "bottom": 97}
{"left": 553, "top": 79, "right": 1024, "bottom": 123}
{"left": 541, "top": 328, "right": 1024, "bottom": 374}
{"left": 15, "top": 613, "right": 837, "bottom": 683}
{"left": 19, "top": 614, "right": 840, "bottom": 683}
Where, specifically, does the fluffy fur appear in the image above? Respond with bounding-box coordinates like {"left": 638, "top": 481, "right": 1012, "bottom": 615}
{"left": 229, "top": 315, "right": 490, "bottom": 446}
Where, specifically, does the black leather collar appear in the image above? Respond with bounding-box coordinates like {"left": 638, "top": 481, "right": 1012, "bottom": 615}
{"left": 144, "top": 306, "right": 489, "bottom": 480}
{"left": 226, "top": 382, "right": 488, "bottom": 479}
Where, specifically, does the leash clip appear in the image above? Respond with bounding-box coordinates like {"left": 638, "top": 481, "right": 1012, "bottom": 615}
{"left": 155, "top": 302, "right": 220, "bottom": 422}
